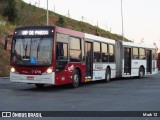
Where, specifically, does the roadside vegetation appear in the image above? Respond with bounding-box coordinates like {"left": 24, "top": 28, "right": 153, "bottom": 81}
{"left": 2, "top": 0, "right": 158, "bottom": 76}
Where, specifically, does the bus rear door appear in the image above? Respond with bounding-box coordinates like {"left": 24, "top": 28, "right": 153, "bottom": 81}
{"left": 85, "top": 41, "right": 93, "bottom": 80}
{"left": 146, "top": 50, "right": 152, "bottom": 74}
{"left": 124, "top": 47, "right": 131, "bottom": 75}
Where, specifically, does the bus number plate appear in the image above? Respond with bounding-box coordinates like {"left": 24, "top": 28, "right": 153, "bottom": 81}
{"left": 27, "top": 76, "right": 34, "bottom": 80}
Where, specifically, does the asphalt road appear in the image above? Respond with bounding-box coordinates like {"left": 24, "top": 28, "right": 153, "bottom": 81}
{"left": 0, "top": 73, "right": 160, "bottom": 120}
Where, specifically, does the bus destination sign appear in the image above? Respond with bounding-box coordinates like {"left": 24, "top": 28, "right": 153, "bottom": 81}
{"left": 18, "top": 30, "right": 49, "bottom": 36}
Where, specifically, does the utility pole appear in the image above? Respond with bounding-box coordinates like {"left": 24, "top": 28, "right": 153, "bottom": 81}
{"left": 47, "top": 0, "right": 49, "bottom": 25}
{"left": 121, "top": 0, "right": 124, "bottom": 41}
{"left": 54, "top": 5, "right": 55, "bottom": 12}
{"left": 67, "top": 10, "right": 70, "bottom": 18}
{"left": 97, "top": 21, "right": 98, "bottom": 28}
{"left": 81, "top": 16, "right": 84, "bottom": 22}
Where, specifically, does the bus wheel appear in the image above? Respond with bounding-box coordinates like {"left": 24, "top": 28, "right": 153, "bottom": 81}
{"left": 35, "top": 84, "right": 44, "bottom": 88}
{"left": 105, "top": 68, "right": 111, "bottom": 82}
{"left": 71, "top": 69, "right": 80, "bottom": 88}
{"left": 139, "top": 67, "right": 144, "bottom": 78}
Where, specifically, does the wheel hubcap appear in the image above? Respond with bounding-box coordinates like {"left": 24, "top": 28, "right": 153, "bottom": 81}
{"left": 140, "top": 71, "right": 143, "bottom": 77}
{"left": 107, "top": 74, "right": 110, "bottom": 80}
{"left": 74, "top": 74, "right": 79, "bottom": 84}
{"left": 106, "top": 71, "right": 110, "bottom": 81}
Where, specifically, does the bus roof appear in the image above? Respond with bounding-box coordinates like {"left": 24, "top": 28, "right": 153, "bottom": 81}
{"left": 85, "top": 33, "right": 115, "bottom": 44}
{"left": 55, "top": 26, "right": 84, "bottom": 38}
{"left": 122, "top": 41, "right": 156, "bottom": 49}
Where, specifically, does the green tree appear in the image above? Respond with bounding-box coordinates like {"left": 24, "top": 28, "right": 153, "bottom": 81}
{"left": 56, "top": 16, "right": 66, "bottom": 27}
{"left": 0, "top": 0, "right": 6, "bottom": 15}
{"left": 3, "top": 0, "right": 17, "bottom": 23}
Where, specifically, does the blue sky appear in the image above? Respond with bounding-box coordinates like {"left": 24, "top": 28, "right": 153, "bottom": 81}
{"left": 23, "top": 0, "right": 160, "bottom": 46}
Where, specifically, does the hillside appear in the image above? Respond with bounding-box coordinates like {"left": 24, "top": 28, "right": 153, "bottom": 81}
{"left": 0, "top": 0, "right": 130, "bottom": 40}
{"left": 0, "top": 0, "right": 130, "bottom": 76}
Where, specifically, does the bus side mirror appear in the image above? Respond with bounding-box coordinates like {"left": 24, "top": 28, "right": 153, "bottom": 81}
{"left": 4, "top": 35, "right": 12, "bottom": 51}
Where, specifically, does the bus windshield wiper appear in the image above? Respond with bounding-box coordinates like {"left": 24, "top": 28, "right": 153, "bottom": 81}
{"left": 37, "top": 37, "right": 43, "bottom": 59}
{"left": 37, "top": 42, "right": 40, "bottom": 59}
{"left": 24, "top": 42, "right": 28, "bottom": 59}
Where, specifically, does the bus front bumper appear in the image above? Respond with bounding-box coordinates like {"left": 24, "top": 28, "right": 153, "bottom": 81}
{"left": 10, "top": 72, "right": 55, "bottom": 85}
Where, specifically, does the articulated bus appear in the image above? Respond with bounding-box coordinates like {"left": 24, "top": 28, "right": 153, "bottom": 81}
{"left": 4, "top": 26, "right": 158, "bottom": 88}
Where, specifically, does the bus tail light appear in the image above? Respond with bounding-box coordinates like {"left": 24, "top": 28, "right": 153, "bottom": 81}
{"left": 46, "top": 68, "right": 53, "bottom": 74}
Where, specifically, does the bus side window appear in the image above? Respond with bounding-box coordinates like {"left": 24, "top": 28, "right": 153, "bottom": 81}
{"left": 69, "top": 37, "right": 81, "bottom": 62}
{"left": 56, "top": 42, "right": 68, "bottom": 60}
{"left": 102, "top": 43, "right": 108, "bottom": 62}
{"left": 152, "top": 49, "right": 156, "bottom": 59}
{"left": 94, "top": 42, "right": 101, "bottom": 62}
{"left": 109, "top": 44, "right": 115, "bottom": 62}
{"left": 139, "top": 48, "right": 146, "bottom": 59}
{"left": 133, "top": 47, "right": 139, "bottom": 59}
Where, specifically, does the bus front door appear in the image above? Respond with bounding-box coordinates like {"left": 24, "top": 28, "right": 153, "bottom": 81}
{"left": 85, "top": 42, "right": 93, "bottom": 78}
{"left": 124, "top": 47, "right": 131, "bottom": 75}
{"left": 146, "top": 50, "right": 152, "bottom": 74}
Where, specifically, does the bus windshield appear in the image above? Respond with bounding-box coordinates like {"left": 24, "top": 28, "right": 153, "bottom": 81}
{"left": 11, "top": 37, "right": 53, "bottom": 66}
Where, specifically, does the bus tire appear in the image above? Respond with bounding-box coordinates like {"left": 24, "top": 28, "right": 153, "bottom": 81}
{"left": 105, "top": 68, "right": 111, "bottom": 82}
{"left": 71, "top": 69, "right": 80, "bottom": 88}
{"left": 139, "top": 67, "right": 144, "bottom": 78}
{"left": 35, "top": 84, "right": 44, "bottom": 88}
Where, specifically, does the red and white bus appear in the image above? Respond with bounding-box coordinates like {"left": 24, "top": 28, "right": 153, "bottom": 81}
{"left": 4, "top": 26, "right": 158, "bottom": 88}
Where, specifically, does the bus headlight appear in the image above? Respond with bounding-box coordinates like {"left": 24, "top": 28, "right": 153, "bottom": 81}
{"left": 11, "top": 67, "right": 15, "bottom": 73}
{"left": 46, "top": 68, "right": 52, "bottom": 74}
